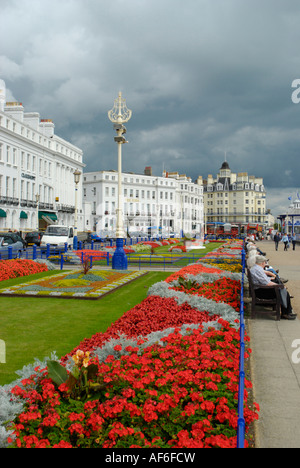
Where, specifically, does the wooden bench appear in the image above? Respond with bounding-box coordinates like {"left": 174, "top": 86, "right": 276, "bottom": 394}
{"left": 247, "top": 268, "right": 284, "bottom": 321}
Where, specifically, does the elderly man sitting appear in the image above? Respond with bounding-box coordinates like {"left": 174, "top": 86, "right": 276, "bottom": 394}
{"left": 250, "top": 255, "right": 296, "bottom": 320}
{"left": 246, "top": 241, "right": 266, "bottom": 256}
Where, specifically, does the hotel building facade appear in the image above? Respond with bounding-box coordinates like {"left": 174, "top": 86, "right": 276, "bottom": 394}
{"left": 83, "top": 167, "right": 204, "bottom": 237}
{"left": 0, "top": 79, "right": 85, "bottom": 233}
{"left": 201, "top": 161, "right": 267, "bottom": 229}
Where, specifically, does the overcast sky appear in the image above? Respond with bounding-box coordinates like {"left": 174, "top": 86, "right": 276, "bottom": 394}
{"left": 1, "top": 0, "right": 300, "bottom": 216}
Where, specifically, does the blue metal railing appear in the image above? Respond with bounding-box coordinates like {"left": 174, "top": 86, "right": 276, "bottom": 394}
{"left": 237, "top": 247, "right": 246, "bottom": 448}
{"left": 0, "top": 244, "right": 209, "bottom": 271}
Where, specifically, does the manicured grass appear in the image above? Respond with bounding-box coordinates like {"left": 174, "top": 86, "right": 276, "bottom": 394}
{"left": 91, "top": 242, "right": 222, "bottom": 267}
{"left": 137, "top": 241, "right": 221, "bottom": 256}
{"left": 0, "top": 270, "right": 169, "bottom": 386}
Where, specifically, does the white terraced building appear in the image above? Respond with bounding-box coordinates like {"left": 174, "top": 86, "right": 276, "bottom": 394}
{"left": 0, "top": 79, "right": 85, "bottom": 233}
{"left": 83, "top": 166, "right": 204, "bottom": 238}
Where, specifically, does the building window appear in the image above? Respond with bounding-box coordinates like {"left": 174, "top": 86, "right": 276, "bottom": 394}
{"left": 6, "top": 146, "right": 10, "bottom": 164}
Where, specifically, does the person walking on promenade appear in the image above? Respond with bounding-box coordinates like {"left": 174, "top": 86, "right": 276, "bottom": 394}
{"left": 282, "top": 234, "right": 289, "bottom": 251}
{"left": 274, "top": 232, "right": 281, "bottom": 251}
{"left": 292, "top": 234, "right": 297, "bottom": 251}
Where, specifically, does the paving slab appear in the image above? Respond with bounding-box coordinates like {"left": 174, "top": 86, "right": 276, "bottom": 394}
{"left": 248, "top": 240, "right": 300, "bottom": 448}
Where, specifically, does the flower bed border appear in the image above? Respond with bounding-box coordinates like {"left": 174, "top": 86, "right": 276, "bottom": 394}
{"left": 0, "top": 239, "right": 259, "bottom": 449}
{"left": 0, "top": 270, "right": 148, "bottom": 301}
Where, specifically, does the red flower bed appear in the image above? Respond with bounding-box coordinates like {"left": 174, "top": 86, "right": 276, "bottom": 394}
{"left": 75, "top": 248, "right": 135, "bottom": 261}
{"left": 165, "top": 264, "right": 224, "bottom": 283}
{"left": 124, "top": 248, "right": 135, "bottom": 254}
{"left": 171, "top": 277, "right": 241, "bottom": 312}
{"left": 62, "top": 296, "right": 220, "bottom": 360}
{"left": 0, "top": 259, "right": 48, "bottom": 282}
{"left": 75, "top": 250, "right": 109, "bottom": 261}
{"left": 169, "top": 244, "right": 187, "bottom": 252}
{"left": 9, "top": 321, "right": 258, "bottom": 449}
{"left": 5, "top": 240, "right": 259, "bottom": 449}
{"left": 141, "top": 241, "right": 162, "bottom": 249}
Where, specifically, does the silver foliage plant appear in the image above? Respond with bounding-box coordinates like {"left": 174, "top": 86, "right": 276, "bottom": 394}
{"left": 0, "top": 321, "right": 225, "bottom": 448}
{"left": 92, "top": 320, "right": 224, "bottom": 364}
{"left": 147, "top": 281, "right": 239, "bottom": 324}
{"left": 0, "top": 258, "right": 243, "bottom": 448}
{"left": 170, "top": 271, "right": 243, "bottom": 286}
{"left": 0, "top": 352, "right": 59, "bottom": 448}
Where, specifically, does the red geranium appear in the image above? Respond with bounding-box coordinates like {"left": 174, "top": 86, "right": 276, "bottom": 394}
{"left": 172, "top": 277, "right": 241, "bottom": 311}
{"left": 9, "top": 322, "right": 259, "bottom": 449}
{"left": 0, "top": 259, "right": 48, "bottom": 282}
{"left": 5, "top": 239, "right": 259, "bottom": 449}
{"left": 63, "top": 296, "right": 220, "bottom": 358}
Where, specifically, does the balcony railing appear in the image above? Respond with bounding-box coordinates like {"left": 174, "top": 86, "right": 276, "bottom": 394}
{"left": 56, "top": 204, "right": 75, "bottom": 213}
{"left": 0, "top": 196, "right": 20, "bottom": 206}
{"left": 39, "top": 202, "right": 54, "bottom": 210}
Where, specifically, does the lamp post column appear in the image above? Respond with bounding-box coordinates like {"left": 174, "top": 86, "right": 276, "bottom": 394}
{"left": 108, "top": 92, "right": 132, "bottom": 270}
{"left": 116, "top": 127, "right": 125, "bottom": 239}
{"left": 73, "top": 169, "right": 81, "bottom": 250}
{"left": 35, "top": 193, "right": 40, "bottom": 231}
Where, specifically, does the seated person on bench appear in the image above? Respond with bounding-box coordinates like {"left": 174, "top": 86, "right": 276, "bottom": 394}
{"left": 250, "top": 255, "right": 296, "bottom": 320}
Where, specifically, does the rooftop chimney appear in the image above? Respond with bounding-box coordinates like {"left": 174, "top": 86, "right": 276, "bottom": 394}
{"left": 5, "top": 101, "right": 24, "bottom": 122}
{"left": 39, "top": 119, "right": 55, "bottom": 138}
{"left": 144, "top": 166, "right": 152, "bottom": 176}
{"left": 24, "top": 112, "right": 40, "bottom": 131}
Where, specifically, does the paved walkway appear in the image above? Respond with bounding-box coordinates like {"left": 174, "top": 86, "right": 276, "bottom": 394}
{"left": 248, "top": 240, "right": 300, "bottom": 448}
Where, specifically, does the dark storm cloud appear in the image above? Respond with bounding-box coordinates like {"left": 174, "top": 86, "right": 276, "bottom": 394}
{"left": 1, "top": 0, "right": 300, "bottom": 215}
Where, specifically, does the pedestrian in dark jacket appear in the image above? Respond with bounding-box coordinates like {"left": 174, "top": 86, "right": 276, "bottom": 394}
{"left": 274, "top": 233, "right": 280, "bottom": 251}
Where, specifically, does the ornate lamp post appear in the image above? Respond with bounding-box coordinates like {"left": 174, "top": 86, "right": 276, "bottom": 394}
{"left": 35, "top": 193, "right": 40, "bottom": 231}
{"left": 108, "top": 92, "right": 132, "bottom": 270}
{"left": 73, "top": 169, "right": 81, "bottom": 250}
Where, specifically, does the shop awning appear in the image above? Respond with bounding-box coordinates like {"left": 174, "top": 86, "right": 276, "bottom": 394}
{"left": 38, "top": 211, "right": 58, "bottom": 225}
{"left": 38, "top": 211, "right": 58, "bottom": 221}
{"left": 0, "top": 209, "right": 6, "bottom": 218}
{"left": 20, "top": 211, "right": 28, "bottom": 219}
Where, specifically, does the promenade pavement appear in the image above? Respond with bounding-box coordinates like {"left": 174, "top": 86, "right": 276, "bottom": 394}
{"left": 248, "top": 240, "right": 300, "bottom": 448}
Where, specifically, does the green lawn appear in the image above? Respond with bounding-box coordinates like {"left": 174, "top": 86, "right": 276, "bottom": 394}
{"left": 0, "top": 270, "right": 169, "bottom": 386}
{"left": 131, "top": 241, "right": 221, "bottom": 256}
{"left": 126, "top": 242, "right": 221, "bottom": 267}
{"left": 152, "top": 242, "right": 220, "bottom": 255}
{"left": 91, "top": 242, "right": 222, "bottom": 267}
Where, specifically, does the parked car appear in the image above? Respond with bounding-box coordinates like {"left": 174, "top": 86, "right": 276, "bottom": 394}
{"left": 0, "top": 231, "right": 26, "bottom": 247}
{"left": 0, "top": 232, "right": 26, "bottom": 258}
{"left": 90, "top": 233, "right": 105, "bottom": 242}
{"left": 24, "top": 231, "right": 44, "bottom": 247}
